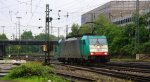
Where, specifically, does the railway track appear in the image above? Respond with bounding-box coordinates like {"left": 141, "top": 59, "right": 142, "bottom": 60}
{"left": 95, "top": 64, "right": 150, "bottom": 74}
{"left": 5, "top": 56, "right": 150, "bottom": 82}
{"left": 52, "top": 63, "right": 150, "bottom": 82}
{"left": 55, "top": 72, "right": 95, "bottom": 82}
{"left": 107, "top": 62, "right": 150, "bottom": 69}
{"left": 0, "top": 60, "right": 25, "bottom": 77}
{"left": 69, "top": 65, "right": 149, "bottom": 82}
{"left": 88, "top": 66, "right": 150, "bottom": 82}
{"left": 0, "top": 63, "right": 19, "bottom": 77}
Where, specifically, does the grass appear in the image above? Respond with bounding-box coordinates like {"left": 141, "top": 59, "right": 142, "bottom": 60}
{"left": 14, "top": 75, "right": 68, "bottom": 82}
{"left": 0, "top": 62, "right": 68, "bottom": 82}
{"left": 14, "top": 77, "right": 47, "bottom": 82}
{"left": 1, "top": 76, "right": 47, "bottom": 82}
{"left": 1, "top": 75, "right": 68, "bottom": 82}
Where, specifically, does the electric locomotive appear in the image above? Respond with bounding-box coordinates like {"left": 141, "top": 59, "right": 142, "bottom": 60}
{"left": 55, "top": 35, "right": 109, "bottom": 63}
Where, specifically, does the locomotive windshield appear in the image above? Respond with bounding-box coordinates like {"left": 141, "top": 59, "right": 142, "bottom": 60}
{"left": 89, "top": 38, "right": 107, "bottom": 45}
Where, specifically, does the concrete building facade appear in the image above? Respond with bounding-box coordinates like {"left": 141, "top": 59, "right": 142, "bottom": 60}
{"left": 81, "top": 1, "right": 150, "bottom": 26}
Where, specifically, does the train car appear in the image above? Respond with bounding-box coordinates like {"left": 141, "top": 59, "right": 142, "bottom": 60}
{"left": 55, "top": 35, "right": 109, "bottom": 63}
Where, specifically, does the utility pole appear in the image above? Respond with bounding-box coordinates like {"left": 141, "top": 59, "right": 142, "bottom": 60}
{"left": 66, "top": 25, "right": 68, "bottom": 36}
{"left": 65, "top": 12, "right": 69, "bottom": 37}
{"left": 58, "top": 27, "right": 60, "bottom": 40}
{"left": 135, "top": 0, "right": 139, "bottom": 53}
{"left": 16, "top": 17, "right": 22, "bottom": 40}
{"left": 91, "top": 12, "right": 96, "bottom": 34}
{"left": 51, "top": 22, "right": 52, "bottom": 34}
{"left": 16, "top": 17, "right": 21, "bottom": 59}
{"left": 31, "top": 0, "right": 32, "bottom": 13}
{"left": 15, "top": 23, "right": 18, "bottom": 40}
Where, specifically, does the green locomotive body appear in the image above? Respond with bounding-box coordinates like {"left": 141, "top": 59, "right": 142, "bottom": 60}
{"left": 55, "top": 35, "right": 109, "bottom": 63}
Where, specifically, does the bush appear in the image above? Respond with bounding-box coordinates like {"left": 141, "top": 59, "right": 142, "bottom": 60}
{"left": 48, "top": 74, "right": 69, "bottom": 82}
{"left": 7, "top": 62, "right": 54, "bottom": 79}
{"left": 13, "top": 76, "right": 48, "bottom": 82}
{"left": 140, "top": 42, "right": 150, "bottom": 54}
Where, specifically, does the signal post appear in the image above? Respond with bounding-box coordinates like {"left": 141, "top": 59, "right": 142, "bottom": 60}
{"left": 44, "top": 4, "right": 53, "bottom": 64}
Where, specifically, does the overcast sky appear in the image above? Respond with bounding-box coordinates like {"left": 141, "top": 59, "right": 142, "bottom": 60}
{"left": 0, "top": 0, "right": 138, "bottom": 39}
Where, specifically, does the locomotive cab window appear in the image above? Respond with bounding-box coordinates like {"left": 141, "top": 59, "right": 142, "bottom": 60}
{"left": 90, "top": 38, "right": 107, "bottom": 45}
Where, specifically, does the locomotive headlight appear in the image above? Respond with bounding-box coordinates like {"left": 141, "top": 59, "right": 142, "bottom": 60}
{"left": 97, "top": 46, "right": 100, "bottom": 48}
{"left": 90, "top": 52, "right": 94, "bottom": 55}
{"left": 104, "top": 52, "right": 108, "bottom": 55}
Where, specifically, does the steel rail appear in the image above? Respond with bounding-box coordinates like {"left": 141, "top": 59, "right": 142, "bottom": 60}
{"left": 96, "top": 65, "right": 150, "bottom": 74}
{"left": 54, "top": 71, "right": 96, "bottom": 82}
{"left": 62, "top": 65, "right": 150, "bottom": 82}
{"left": 106, "top": 62, "right": 150, "bottom": 69}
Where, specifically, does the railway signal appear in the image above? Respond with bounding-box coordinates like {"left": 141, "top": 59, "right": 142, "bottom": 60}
{"left": 42, "top": 45, "right": 48, "bottom": 52}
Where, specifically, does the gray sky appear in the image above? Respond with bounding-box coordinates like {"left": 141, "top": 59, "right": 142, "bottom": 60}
{"left": 1, "top": 0, "right": 135, "bottom": 39}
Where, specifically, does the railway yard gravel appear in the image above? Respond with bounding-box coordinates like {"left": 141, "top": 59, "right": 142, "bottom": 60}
{"left": 52, "top": 64, "right": 132, "bottom": 82}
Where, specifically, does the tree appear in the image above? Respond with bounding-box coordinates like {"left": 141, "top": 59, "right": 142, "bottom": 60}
{"left": 94, "top": 15, "right": 125, "bottom": 56}
{"left": 78, "top": 24, "right": 92, "bottom": 34}
{"left": 0, "top": 34, "right": 8, "bottom": 40}
{"left": 122, "top": 24, "right": 136, "bottom": 43}
{"left": 35, "top": 33, "right": 57, "bottom": 41}
{"left": 69, "top": 24, "right": 80, "bottom": 36}
{"left": 68, "top": 13, "right": 150, "bottom": 56}
{"left": 21, "top": 31, "right": 34, "bottom": 40}
{"left": 95, "top": 15, "right": 123, "bottom": 38}
{"left": 34, "top": 33, "right": 47, "bottom": 41}
{"left": 140, "top": 42, "right": 150, "bottom": 54}
{"left": 132, "top": 13, "right": 149, "bottom": 43}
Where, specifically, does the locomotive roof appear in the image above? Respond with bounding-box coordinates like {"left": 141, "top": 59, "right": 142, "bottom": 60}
{"left": 66, "top": 33, "right": 95, "bottom": 39}
{"left": 58, "top": 35, "right": 107, "bottom": 43}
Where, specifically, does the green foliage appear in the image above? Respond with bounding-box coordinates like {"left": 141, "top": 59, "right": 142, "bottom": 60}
{"left": 139, "top": 14, "right": 148, "bottom": 26}
{"left": 120, "top": 44, "right": 135, "bottom": 56}
{"left": 140, "top": 42, "right": 150, "bottom": 54}
{"left": 49, "top": 74, "right": 68, "bottom": 82}
{"left": 12, "top": 75, "right": 68, "bottom": 82}
{"left": 21, "top": 31, "right": 33, "bottom": 40}
{"left": 7, "top": 31, "right": 57, "bottom": 55}
{"left": 0, "top": 34, "right": 8, "bottom": 40}
{"left": 139, "top": 25, "right": 149, "bottom": 43}
{"left": 69, "top": 13, "right": 150, "bottom": 57}
{"left": 95, "top": 15, "right": 123, "bottom": 38}
{"left": 3, "top": 62, "right": 68, "bottom": 82}
{"left": 6, "top": 62, "right": 54, "bottom": 79}
{"left": 13, "top": 76, "right": 48, "bottom": 82}
{"left": 123, "top": 24, "right": 135, "bottom": 39}
{"left": 94, "top": 14, "right": 150, "bottom": 56}
{"left": 93, "top": 15, "right": 126, "bottom": 56}
{"left": 78, "top": 24, "right": 92, "bottom": 34}
{"left": 69, "top": 23, "right": 80, "bottom": 36}
{"left": 35, "top": 33, "right": 57, "bottom": 41}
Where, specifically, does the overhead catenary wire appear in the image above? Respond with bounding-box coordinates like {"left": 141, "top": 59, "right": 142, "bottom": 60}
{"left": 0, "top": 0, "right": 104, "bottom": 16}
{"left": 26, "top": 0, "right": 42, "bottom": 24}
{"left": 0, "top": 0, "right": 112, "bottom": 38}
{"left": 0, "top": 0, "right": 98, "bottom": 28}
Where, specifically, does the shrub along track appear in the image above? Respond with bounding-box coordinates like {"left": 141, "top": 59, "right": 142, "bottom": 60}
{"left": 52, "top": 62, "right": 150, "bottom": 82}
